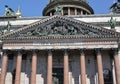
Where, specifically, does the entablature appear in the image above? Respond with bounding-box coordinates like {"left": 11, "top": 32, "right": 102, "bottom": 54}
{"left": 3, "top": 41, "right": 118, "bottom": 50}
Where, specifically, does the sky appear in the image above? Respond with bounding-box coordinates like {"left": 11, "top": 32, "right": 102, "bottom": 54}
{"left": 0, "top": 0, "right": 116, "bottom": 17}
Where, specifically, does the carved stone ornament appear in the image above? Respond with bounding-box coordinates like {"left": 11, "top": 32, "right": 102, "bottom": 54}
{"left": 17, "top": 20, "right": 108, "bottom": 38}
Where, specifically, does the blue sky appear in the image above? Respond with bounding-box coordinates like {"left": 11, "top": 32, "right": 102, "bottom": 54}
{"left": 0, "top": 0, "right": 115, "bottom": 17}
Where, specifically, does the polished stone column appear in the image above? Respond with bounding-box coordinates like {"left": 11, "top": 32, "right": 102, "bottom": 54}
{"left": 96, "top": 49, "right": 104, "bottom": 84}
{"left": 61, "top": 9, "right": 64, "bottom": 15}
{"left": 47, "top": 50, "right": 52, "bottom": 84}
{"left": 113, "top": 49, "right": 120, "bottom": 84}
{"left": 64, "top": 50, "right": 69, "bottom": 84}
{"left": 75, "top": 8, "right": 77, "bottom": 15}
{"left": 0, "top": 51, "right": 8, "bottom": 84}
{"left": 81, "top": 10, "right": 83, "bottom": 15}
{"left": 50, "top": 12, "right": 52, "bottom": 16}
{"left": 30, "top": 50, "right": 37, "bottom": 84}
{"left": 80, "top": 49, "right": 86, "bottom": 84}
{"left": 15, "top": 51, "right": 22, "bottom": 84}
{"left": 68, "top": 7, "right": 70, "bottom": 15}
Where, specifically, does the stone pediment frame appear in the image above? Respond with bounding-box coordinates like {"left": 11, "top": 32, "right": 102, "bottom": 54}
{"left": 0, "top": 15, "right": 120, "bottom": 40}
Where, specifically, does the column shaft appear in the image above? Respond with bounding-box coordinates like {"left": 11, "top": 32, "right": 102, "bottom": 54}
{"left": 96, "top": 49, "right": 104, "bottom": 84}
{"left": 0, "top": 53, "right": 8, "bottom": 84}
{"left": 30, "top": 51, "right": 37, "bottom": 84}
{"left": 75, "top": 8, "right": 77, "bottom": 15}
{"left": 81, "top": 10, "right": 83, "bottom": 15}
{"left": 64, "top": 50, "right": 69, "bottom": 84}
{"left": 80, "top": 50, "right": 86, "bottom": 84}
{"left": 68, "top": 7, "right": 70, "bottom": 15}
{"left": 47, "top": 50, "right": 52, "bottom": 84}
{"left": 113, "top": 49, "right": 120, "bottom": 84}
{"left": 15, "top": 52, "right": 22, "bottom": 84}
{"left": 50, "top": 12, "right": 52, "bottom": 16}
{"left": 61, "top": 9, "right": 64, "bottom": 15}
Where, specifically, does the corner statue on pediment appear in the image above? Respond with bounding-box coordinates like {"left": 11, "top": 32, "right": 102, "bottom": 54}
{"left": 4, "top": 5, "right": 15, "bottom": 16}
{"left": 110, "top": 0, "right": 120, "bottom": 14}
{"left": 0, "top": 21, "right": 11, "bottom": 35}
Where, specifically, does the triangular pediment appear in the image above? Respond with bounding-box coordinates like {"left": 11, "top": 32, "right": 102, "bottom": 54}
{"left": 0, "top": 15, "right": 120, "bottom": 39}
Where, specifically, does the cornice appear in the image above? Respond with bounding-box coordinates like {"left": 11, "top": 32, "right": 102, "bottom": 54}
{"left": 1, "top": 35, "right": 119, "bottom": 41}
{"left": 0, "top": 15, "right": 120, "bottom": 39}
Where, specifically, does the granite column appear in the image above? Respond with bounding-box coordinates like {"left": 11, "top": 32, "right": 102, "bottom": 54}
{"left": 96, "top": 49, "right": 104, "bottom": 84}
{"left": 80, "top": 49, "right": 86, "bottom": 84}
{"left": 14, "top": 51, "right": 22, "bottom": 84}
{"left": 47, "top": 50, "right": 52, "bottom": 84}
{"left": 0, "top": 51, "right": 8, "bottom": 84}
{"left": 113, "top": 49, "right": 120, "bottom": 84}
{"left": 30, "top": 50, "right": 37, "bottom": 84}
{"left": 64, "top": 50, "right": 69, "bottom": 84}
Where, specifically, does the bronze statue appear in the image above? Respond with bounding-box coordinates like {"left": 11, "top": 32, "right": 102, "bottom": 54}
{"left": 6, "top": 21, "right": 11, "bottom": 32}
{"left": 54, "top": 5, "right": 63, "bottom": 15}
{"left": 54, "top": 5, "right": 63, "bottom": 12}
{"left": 108, "top": 17, "right": 116, "bottom": 30}
{"left": 4, "top": 5, "right": 14, "bottom": 16}
{"left": 110, "top": 0, "right": 120, "bottom": 13}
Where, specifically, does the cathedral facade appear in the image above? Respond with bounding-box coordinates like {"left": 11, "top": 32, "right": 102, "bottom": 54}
{"left": 0, "top": 0, "right": 120, "bottom": 84}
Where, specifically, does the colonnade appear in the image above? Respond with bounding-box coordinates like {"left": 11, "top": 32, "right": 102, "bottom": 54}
{"left": 49, "top": 7, "right": 89, "bottom": 16}
{"left": 0, "top": 49, "right": 120, "bottom": 84}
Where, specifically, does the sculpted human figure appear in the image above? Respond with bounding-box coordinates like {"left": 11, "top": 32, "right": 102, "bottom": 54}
{"left": 108, "top": 17, "right": 116, "bottom": 29}
{"left": 110, "top": 0, "right": 120, "bottom": 13}
{"left": 4, "top": 5, "right": 14, "bottom": 16}
{"left": 54, "top": 5, "right": 63, "bottom": 15}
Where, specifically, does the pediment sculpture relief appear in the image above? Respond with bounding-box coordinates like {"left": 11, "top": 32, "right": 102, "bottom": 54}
{"left": 18, "top": 20, "right": 107, "bottom": 37}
